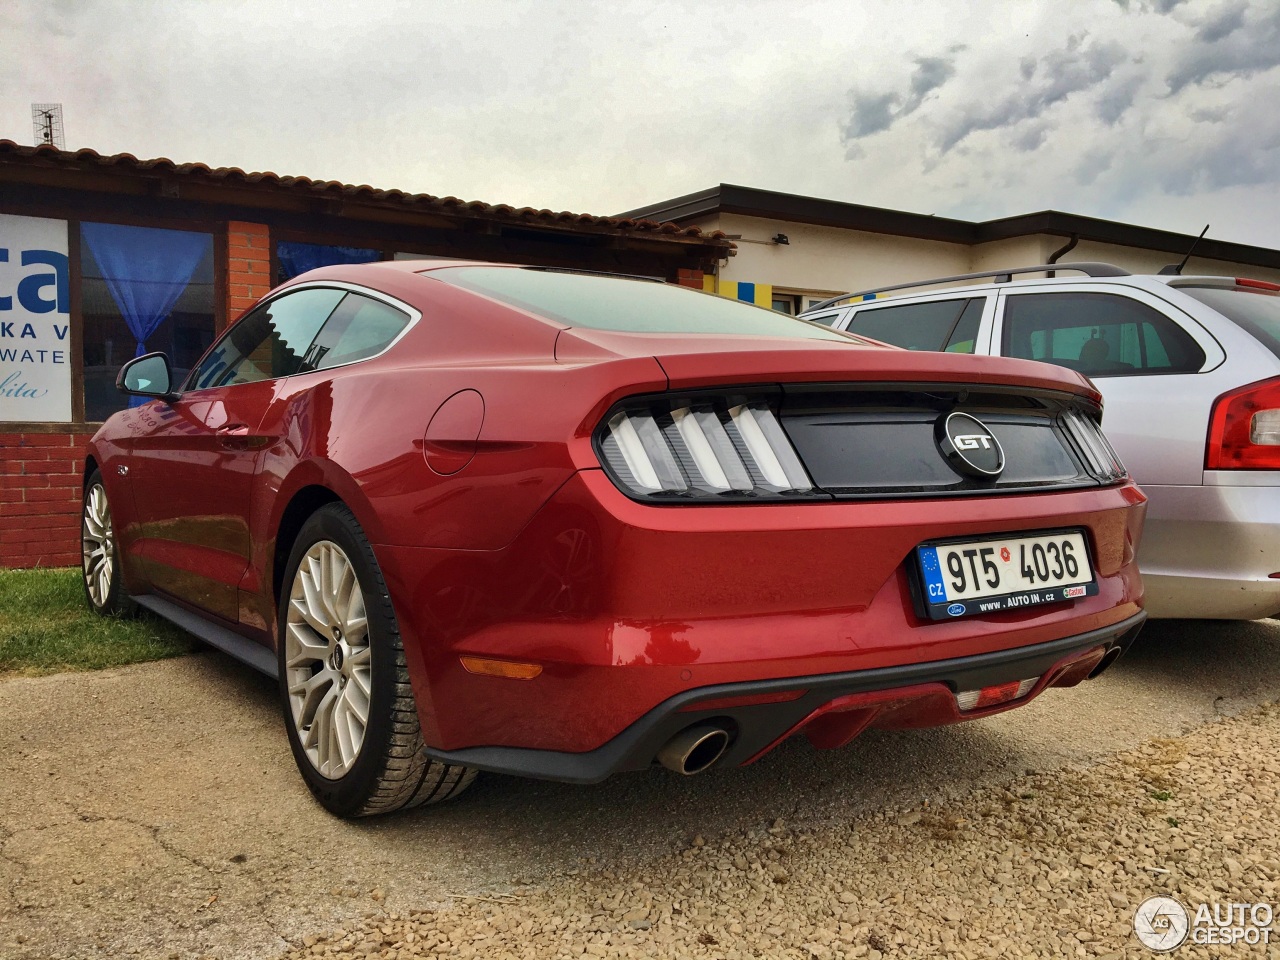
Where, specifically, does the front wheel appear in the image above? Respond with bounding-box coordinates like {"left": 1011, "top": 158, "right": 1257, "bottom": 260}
{"left": 277, "top": 503, "right": 476, "bottom": 817}
{"left": 81, "top": 470, "right": 135, "bottom": 616}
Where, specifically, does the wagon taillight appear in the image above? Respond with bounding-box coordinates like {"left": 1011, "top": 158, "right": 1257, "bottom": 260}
{"left": 1206, "top": 376, "right": 1280, "bottom": 470}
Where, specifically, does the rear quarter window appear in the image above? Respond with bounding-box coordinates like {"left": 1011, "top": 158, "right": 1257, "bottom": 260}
{"left": 1001, "top": 292, "right": 1205, "bottom": 377}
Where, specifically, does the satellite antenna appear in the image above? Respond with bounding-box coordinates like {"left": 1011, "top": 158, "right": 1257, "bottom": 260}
{"left": 31, "top": 103, "right": 66, "bottom": 149}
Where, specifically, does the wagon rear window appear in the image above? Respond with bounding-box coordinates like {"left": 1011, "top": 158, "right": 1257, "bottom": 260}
{"left": 430, "top": 266, "right": 853, "bottom": 341}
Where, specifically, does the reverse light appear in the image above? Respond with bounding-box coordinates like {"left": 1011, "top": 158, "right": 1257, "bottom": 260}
{"left": 955, "top": 677, "right": 1038, "bottom": 712}
{"left": 597, "top": 393, "right": 818, "bottom": 501}
{"left": 1206, "top": 376, "right": 1280, "bottom": 470}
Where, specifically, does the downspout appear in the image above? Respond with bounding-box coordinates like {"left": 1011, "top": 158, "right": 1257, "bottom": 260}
{"left": 1046, "top": 234, "right": 1079, "bottom": 278}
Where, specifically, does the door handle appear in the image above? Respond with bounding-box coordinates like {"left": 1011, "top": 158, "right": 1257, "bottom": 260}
{"left": 216, "top": 423, "right": 251, "bottom": 449}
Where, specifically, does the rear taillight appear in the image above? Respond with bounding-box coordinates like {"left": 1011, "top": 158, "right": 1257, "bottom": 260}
{"left": 1236, "top": 278, "right": 1280, "bottom": 292}
{"left": 1059, "top": 409, "right": 1128, "bottom": 483}
{"left": 596, "top": 392, "right": 820, "bottom": 501}
{"left": 1206, "top": 376, "right": 1280, "bottom": 470}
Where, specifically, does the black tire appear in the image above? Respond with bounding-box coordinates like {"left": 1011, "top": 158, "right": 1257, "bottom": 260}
{"left": 81, "top": 469, "right": 136, "bottom": 617}
{"left": 276, "top": 503, "right": 476, "bottom": 817}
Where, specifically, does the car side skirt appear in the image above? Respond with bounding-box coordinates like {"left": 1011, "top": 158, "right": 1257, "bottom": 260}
{"left": 133, "top": 594, "right": 279, "bottom": 679}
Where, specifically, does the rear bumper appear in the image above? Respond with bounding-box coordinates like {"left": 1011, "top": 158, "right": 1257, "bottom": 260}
{"left": 1139, "top": 478, "right": 1280, "bottom": 619}
{"left": 422, "top": 611, "right": 1146, "bottom": 783}
{"left": 376, "top": 470, "right": 1146, "bottom": 755}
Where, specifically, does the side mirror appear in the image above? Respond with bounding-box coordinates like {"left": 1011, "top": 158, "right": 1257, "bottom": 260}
{"left": 116, "top": 352, "right": 178, "bottom": 401}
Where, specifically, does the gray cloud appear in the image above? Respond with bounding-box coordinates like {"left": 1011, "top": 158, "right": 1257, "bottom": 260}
{"left": 841, "top": 55, "right": 957, "bottom": 141}
{"left": 1073, "top": 147, "right": 1115, "bottom": 186}
{"left": 934, "top": 38, "right": 1128, "bottom": 152}
{"left": 1189, "top": 104, "right": 1232, "bottom": 122}
{"left": 1167, "top": 3, "right": 1280, "bottom": 92}
{"left": 843, "top": 91, "right": 898, "bottom": 139}
{"left": 1094, "top": 73, "right": 1146, "bottom": 124}
{"left": 1112, "top": 0, "right": 1186, "bottom": 12}
{"left": 1011, "top": 124, "right": 1049, "bottom": 152}
{"left": 1195, "top": 0, "right": 1247, "bottom": 42}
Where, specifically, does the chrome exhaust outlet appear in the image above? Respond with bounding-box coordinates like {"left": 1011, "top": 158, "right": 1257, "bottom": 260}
{"left": 657, "top": 725, "right": 730, "bottom": 776}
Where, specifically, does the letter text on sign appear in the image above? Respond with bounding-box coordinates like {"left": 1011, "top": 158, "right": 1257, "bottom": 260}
{"left": 0, "top": 215, "right": 71, "bottom": 422}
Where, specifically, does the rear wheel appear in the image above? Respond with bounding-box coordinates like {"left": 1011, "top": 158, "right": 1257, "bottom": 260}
{"left": 81, "top": 470, "right": 134, "bottom": 616}
{"left": 278, "top": 503, "right": 476, "bottom": 817}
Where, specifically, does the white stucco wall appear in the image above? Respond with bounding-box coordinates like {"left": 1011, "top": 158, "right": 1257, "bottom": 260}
{"left": 685, "top": 213, "right": 1280, "bottom": 295}
{"left": 689, "top": 213, "right": 970, "bottom": 297}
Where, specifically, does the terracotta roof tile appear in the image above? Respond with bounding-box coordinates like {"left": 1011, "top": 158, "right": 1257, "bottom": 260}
{"left": 0, "top": 141, "right": 730, "bottom": 245}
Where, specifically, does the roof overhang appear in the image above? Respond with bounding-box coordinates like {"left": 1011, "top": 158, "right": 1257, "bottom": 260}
{"left": 621, "top": 183, "right": 1280, "bottom": 271}
{"left": 0, "top": 141, "right": 737, "bottom": 271}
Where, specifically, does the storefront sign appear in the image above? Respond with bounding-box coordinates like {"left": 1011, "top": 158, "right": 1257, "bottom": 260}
{"left": 0, "top": 214, "right": 71, "bottom": 423}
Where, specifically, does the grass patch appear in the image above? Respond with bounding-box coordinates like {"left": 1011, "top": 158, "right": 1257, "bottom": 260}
{"left": 0, "top": 567, "right": 194, "bottom": 678}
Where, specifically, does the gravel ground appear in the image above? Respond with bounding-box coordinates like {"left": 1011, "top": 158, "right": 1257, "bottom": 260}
{"left": 279, "top": 700, "right": 1280, "bottom": 960}
{"left": 1, "top": 618, "right": 1278, "bottom": 959}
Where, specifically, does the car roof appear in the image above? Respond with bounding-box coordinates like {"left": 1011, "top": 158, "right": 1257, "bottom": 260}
{"left": 799, "top": 271, "right": 1276, "bottom": 315}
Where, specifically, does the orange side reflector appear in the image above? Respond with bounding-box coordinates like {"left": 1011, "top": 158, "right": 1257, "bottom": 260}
{"left": 460, "top": 657, "right": 543, "bottom": 680}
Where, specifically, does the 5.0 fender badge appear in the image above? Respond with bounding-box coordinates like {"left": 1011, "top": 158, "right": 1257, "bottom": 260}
{"left": 935, "top": 411, "right": 1005, "bottom": 480}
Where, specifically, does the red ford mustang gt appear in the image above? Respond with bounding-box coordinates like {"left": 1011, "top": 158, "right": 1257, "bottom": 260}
{"left": 83, "top": 261, "right": 1146, "bottom": 817}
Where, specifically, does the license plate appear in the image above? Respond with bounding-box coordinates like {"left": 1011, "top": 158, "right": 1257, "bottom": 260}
{"left": 916, "top": 530, "right": 1096, "bottom": 620}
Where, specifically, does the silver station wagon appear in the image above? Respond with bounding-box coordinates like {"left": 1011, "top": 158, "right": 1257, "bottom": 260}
{"left": 801, "top": 264, "right": 1280, "bottom": 621}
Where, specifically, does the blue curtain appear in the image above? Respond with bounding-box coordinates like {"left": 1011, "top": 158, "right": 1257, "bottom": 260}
{"left": 81, "top": 223, "right": 212, "bottom": 406}
{"left": 276, "top": 241, "right": 380, "bottom": 281}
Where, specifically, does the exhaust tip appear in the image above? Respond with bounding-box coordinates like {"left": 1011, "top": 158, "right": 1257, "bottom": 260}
{"left": 1088, "top": 645, "right": 1124, "bottom": 680}
{"left": 657, "top": 725, "right": 730, "bottom": 776}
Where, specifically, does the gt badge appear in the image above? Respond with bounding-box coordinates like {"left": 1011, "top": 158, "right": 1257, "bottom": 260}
{"left": 935, "top": 412, "right": 1005, "bottom": 480}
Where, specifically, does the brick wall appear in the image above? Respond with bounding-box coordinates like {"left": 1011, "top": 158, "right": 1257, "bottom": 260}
{"left": 0, "top": 432, "right": 93, "bottom": 568}
{"left": 675, "top": 268, "right": 705, "bottom": 290}
{"left": 226, "top": 220, "right": 272, "bottom": 328}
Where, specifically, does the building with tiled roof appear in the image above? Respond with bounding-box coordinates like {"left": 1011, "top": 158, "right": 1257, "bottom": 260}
{"left": 0, "top": 142, "right": 735, "bottom": 567}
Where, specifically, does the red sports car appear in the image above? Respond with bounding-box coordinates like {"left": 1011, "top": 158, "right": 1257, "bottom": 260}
{"left": 84, "top": 261, "right": 1146, "bottom": 817}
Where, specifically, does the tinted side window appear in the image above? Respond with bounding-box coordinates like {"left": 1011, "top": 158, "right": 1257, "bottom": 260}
{"left": 187, "top": 288, "right": 345, "bottom": 390}
{"left": 943, "top": 299, "right": 983, "bottom": 354}
{"left": 306, "top": 293, "right": 411, "bottom": 370}
{"left": 1002, "top": 292, "right": 1205, "bottom": 376}
{"left": 846, "top": 298, "right": 979, "bottom": 351}
{"left": 804, "top": 312, "right": 841, "bottom": 327}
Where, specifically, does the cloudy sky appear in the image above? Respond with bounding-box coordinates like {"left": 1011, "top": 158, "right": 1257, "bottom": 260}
{"left": 3, "top": 0, "right": 1278, "bottom": 247}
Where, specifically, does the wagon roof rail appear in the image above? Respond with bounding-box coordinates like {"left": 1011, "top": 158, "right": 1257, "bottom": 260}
{"left": 804, "top": 262, "right": 1131, "bottom": 312}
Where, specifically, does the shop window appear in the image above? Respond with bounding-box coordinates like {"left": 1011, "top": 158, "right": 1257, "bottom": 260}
{"left": 276, "top": 241, "right": 381, "bottom": 283}
{"left": 80, "top": 223, "right": 215, "bottom": 422}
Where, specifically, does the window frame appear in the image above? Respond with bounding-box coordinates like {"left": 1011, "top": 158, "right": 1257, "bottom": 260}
{"left": 180, "top": 280, "right": 421, "bottom": 395}
{"left": 993, "top": 284, "right": 1224, "bottom": 378}
{"left": 833, "top": 292, "right": 998, "bottom": 354}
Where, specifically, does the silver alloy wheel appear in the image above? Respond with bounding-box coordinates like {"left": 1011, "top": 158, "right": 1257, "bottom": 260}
{"left": 285, "top": 540, "right": 373, "bottom": 779}
{"left": 82, "top": 483, "right": 115, "bottom": 608}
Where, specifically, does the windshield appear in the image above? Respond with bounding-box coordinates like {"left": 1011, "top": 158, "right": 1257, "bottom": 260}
{"left": 430, "top": 266, "right": 854, "bottom": 342}
{"left": 1179, "top": 286, "right": 1280, "bottom": 359}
